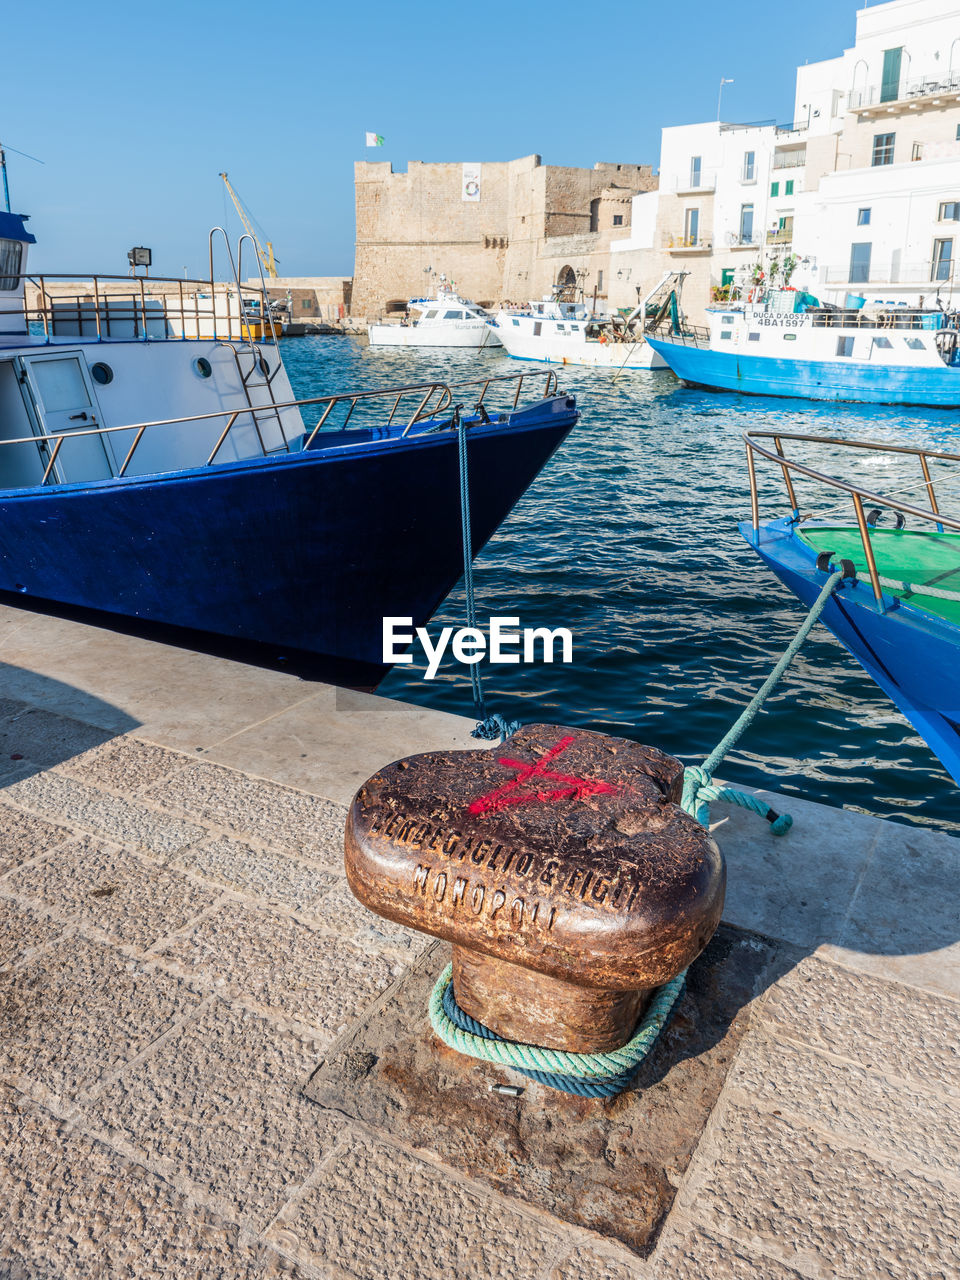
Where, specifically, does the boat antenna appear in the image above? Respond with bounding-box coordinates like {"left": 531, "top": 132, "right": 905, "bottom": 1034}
{"left": 0, "top": 140, "right": 45, "bottom": 213}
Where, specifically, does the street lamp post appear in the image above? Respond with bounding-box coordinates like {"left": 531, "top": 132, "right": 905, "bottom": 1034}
{"left": 717, "top": 77, "right": 734, "bottom": 121}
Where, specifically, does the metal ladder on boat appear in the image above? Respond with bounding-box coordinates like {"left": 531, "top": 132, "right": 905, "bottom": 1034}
{"left": 209, "top": 228, "right": 292, "bottom": 456}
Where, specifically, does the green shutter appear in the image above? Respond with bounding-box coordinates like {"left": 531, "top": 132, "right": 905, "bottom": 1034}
{"left": 785, "top": 180, "right": 794, "bottom": 195}
{"left": 771, "top": 181, "right": 779, "bottom": 196}
{"left": 721, "top": 269, "right": 734, "bottom": 286}
{"left": 881, "top": 48, "right": 902, "bottom": 103}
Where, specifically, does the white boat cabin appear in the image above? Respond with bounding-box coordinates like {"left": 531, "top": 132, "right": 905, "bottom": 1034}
{"left": 701, "top": 290, "right": 960, "bottom": 369}
{"left": 0, "top": 214, "right": 303, "bottom": 488}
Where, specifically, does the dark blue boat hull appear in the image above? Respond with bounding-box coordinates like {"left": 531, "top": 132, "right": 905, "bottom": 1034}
{"left": 740, "top": 517, "right": 960, "bottom": 785}
{"left": 0, "top": 397, "right": 578, "bottom": 680}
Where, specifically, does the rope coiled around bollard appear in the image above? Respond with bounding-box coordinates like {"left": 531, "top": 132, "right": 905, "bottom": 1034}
{"left": 429, "top": 964, "right": 686, "bottom": 1098}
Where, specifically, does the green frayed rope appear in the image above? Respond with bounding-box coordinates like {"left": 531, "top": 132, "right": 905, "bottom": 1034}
{"left": 428, "top": 963, "right": 686, "bottom": 1081}
{"left": 680, "top": 568, "right": 843, "bottom": 833}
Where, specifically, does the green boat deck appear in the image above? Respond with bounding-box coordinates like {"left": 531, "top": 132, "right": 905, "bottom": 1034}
{"left": 799, "top": 525, "right": 960, "bottom": 626}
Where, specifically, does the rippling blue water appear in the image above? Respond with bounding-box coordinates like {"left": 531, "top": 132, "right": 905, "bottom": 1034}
{"left": 282, "top": 335, "right": 958, "bottom": 833}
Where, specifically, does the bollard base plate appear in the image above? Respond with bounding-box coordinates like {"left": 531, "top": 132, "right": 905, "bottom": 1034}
{"left": 304, "top": 923, "right": 786, "bottom": 1258}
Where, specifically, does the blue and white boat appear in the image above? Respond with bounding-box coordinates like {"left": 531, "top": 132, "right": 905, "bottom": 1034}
{"left": 0, "top": 211, "right": 578, "bottom": 685}
{"left": 741, "top": 429, "right": 960, "bottom": 785}
{"left": 648, "top": 290, "right": 960, "bottom": 407}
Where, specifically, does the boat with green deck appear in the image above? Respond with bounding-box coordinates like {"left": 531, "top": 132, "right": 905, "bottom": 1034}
{"left": 740, "top": 430, "right": 960, "bottom": 785}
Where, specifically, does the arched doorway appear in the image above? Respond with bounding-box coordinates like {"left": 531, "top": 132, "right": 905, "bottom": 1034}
{"left": 556, "top": 265, "right": 577, "bottom": 301}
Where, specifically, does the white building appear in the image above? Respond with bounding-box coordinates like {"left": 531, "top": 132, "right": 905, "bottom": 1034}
{"left": 609, "top": 0, "right": 960, "bottom": 320}
{"left": 792, "top": 0, "right": 960, "bottom": 307}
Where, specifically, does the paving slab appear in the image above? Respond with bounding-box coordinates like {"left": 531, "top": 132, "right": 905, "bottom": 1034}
{"left": 265, "top": 1129, "right": 563, "bottom": 1280}
{"left": 0, "top": 1084, "right": 305, "bottom": 1280}
{"left": 153, "top": 900, "right": 408, "bottom": 1039}
{"left": 87, "top": 998, "right": 341, "bottom": 1233}
{"left": 145, "top": 761, "right": 348, "bottom": 862}
{"left": 4, "top": 837, "right": 223, "bottom": 953}
{"left": 679, "top": 1102, "right": 960, "bottom": 1280}
{"left": 170, "top": 834, "right": 339, "bottom": 914}
{"left": 0, "top": 801, "right": 74, "bottom": 876}
{"left": 0, "top": 934, "right": 202, "bottom": 1103}
{"left": 58, "top": 737, "right": 190, "bottom": 793}
{"left": 2, "top": 771, "right": 208, "bottom": 856}
{"left": 0, "top": 897, "right": 67, "bottom": 967}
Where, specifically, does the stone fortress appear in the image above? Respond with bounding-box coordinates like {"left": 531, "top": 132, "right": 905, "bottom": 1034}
{"left": 351, "top": 155, "right": 656, "bottom": 317}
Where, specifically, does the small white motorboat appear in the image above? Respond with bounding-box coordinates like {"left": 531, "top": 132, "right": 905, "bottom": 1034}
{"left": 492, "top": 273, "right": 689, "bottom": 370}
{"left": 368, "top": 286, "right": 501, "bottom": 349}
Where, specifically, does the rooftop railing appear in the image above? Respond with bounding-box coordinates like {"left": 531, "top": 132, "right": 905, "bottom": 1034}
{"left": 848, "top": 73, "right": 960, "bottom": 110}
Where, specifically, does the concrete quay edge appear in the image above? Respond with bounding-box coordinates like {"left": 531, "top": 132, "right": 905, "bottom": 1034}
{"left": 0, "top": 599, "right": 957, "bottom": 1279}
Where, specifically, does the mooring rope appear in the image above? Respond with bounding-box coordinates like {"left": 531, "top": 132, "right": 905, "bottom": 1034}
{"left": 456, "top": 409, "right": 520, "bottom": 743}
{"left": 431, "top": 569, "right": 846, "bottom": 1096}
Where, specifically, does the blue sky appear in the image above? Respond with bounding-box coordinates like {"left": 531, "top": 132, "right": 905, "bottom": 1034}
{"left": 4, "top": 0, "right": 865, "bottom": 279}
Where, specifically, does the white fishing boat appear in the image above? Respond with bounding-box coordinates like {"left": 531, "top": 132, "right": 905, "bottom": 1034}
{"left": 492, "top": 274, "right": 687, "bottom": 370}
{"left": 367, "top": 286, "right": 501, "bottom": 349}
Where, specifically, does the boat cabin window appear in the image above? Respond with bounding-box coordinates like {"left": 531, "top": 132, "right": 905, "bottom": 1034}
{"left": 837, "top": 336, "right": 855, "bottom": 357}
{"left": 873, "top": 336, "right": 893, "bottom": 348}
{"left": 443, "top": 310, "right": 464, "bottom": 320}
{"left": 512, "top": 318, "right": 520, "bottom": 326}
{"left": 0, "top": 239, "right": 23, "bottom": 290}
{"left": 784, "top": 333, "right": 797, "bottom": 341}
{"left": 423, "top": 310, "right": 438, "bottom": 319}
{"left": 534, "top": 321, "right": 542, "bottom": 336}
{"left": 720, "top": 330, "right": 733, "bottom": 340}
{"left": 748, "top": 332, "right": 760, "bottom": 342}
{"left": 570, "top": 324, "right": 579, "bottom": 331}
{"left": 723, "top": 315, "right": 736, "bottom": 324}
{"left": 557, "top": 324, "right": 565, "bottom": 331}
{"left": 905, "top": 337, "right": 925, "bottom": 350}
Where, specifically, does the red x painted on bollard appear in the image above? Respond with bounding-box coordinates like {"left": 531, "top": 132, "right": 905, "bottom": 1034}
{"left": 468, "top": 735, "right": 620, "bottom": 816}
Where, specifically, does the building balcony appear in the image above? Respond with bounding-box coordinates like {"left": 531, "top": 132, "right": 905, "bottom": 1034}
{"left": 821, "top": 261, "right": 959, "bottom": 287}
{"left": 663, "top": 235, "right": 714, "bottom": 254}
{"left": 848, "top": 75, "right": 960, "bottom": 115}
{"left": 766, "top": 229, "right": 794, "bottom": 245}
{"left": 773, "top": 148, "right": 806, "bottom": 170}
{"left": 670, "top": 178, "right": 717, "bottom": 196}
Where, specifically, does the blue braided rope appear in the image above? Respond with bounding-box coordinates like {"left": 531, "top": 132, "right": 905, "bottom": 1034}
{"left": 441, "top": 982, "right": 642, "bottom": 1097}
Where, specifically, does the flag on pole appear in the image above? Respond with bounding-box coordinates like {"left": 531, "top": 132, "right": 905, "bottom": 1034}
{"left": 365, "top": 132, "right": 384, "bottom": 147}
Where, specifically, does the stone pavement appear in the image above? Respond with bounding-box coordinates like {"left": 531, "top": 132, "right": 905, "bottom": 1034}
{"left": 0, "top": 602, "right": 958, "bottom": 1279}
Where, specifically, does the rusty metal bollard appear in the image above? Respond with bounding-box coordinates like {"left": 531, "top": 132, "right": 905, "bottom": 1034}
{"left": 345, "top": 724, "right": 724, "bottom": 1055}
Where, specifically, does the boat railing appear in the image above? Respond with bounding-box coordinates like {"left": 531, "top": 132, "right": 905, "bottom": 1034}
{"left": 744, "top": 429, "right": 960, "bottom": 602}
{"left": 650, "top": 320, "right": 710, "bottom": 347}
{"left": 808, "top": 308, "right": 950, "bottom": 331}
{"left": 0, "top": 369, "right": 563, "bottom": 484}
{"left": 16, "top": 271, "right": 278, "bottom": 346}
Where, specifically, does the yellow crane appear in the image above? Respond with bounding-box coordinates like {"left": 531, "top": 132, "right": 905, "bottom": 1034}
{"left": 219, "top": 171, "right": 278, "bottom": 278}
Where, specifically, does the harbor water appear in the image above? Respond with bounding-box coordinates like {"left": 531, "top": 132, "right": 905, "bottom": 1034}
{"left": 283, "top": 336, "right": 959, "bottom": 833}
